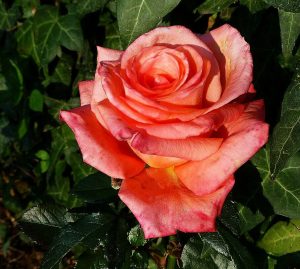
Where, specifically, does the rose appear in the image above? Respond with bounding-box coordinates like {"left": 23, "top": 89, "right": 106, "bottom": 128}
{"left": 61, "top": 24, "right": 268, "bottom": 238}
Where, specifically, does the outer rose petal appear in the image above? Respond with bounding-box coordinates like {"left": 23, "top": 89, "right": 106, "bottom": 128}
{"left": 78, "top": 80, "right": 94, "bottom": 106}
{"left": 175, "top": 100, "right": 268, "bottom": 196}
{"left": 119, "top": 167, "right": 234, "bottom": 238}
{"left": 199, "top": 24, "right": 253, "bottom": 111}
{"left": 60, "top": 105, "right": 144, "bottom": 179}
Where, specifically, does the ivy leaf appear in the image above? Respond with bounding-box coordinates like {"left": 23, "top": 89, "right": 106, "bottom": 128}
{"left": 252, "top": 148, "right": 300, "bottom": 219}
{"left": 19, "top": 204, "right": 74, "bottom": 245}
{"left": 33, "top": 6, "right": 83, "bottom": 65}
{"left": 117, "top": 0, "right": 181, "bottom": 47}
{"left": 182, "top": 229, "right": 256, "bottom": 269}
{"left": 40, "top": 213, "right": 115, "bottom": 269}
{"left": 258, "top": 219, "right": 300, "bottom": 256}
{"left": 75, "top": 0, "right": 108, "bottom": 16}
{"left": 195, "top": 0, "right": 236, "bottom": 15}
{"left": 270, "top": 67, "right": 300, "bottom": 178}
{"left": 72, "top": 173, "right": 117, "bottom": 203}
{"left": 0, "top": 2, "right": 20, "bottom": 30}
{"left": 279, "top": 10, "right": 300, "bottom": 59}
{"left": 128, "top": 225, "right": 147, "bottom": 247}
{"left": 104, "top": 22, "right": 123, "bottom": 50}
{"left": 262, "top": 0, "right": 300, "bottom": 12}
{"left": 239, "top": 0, "right": 270, "bottom": 13}
{"left": 15, "top": 19, "right": 41, "bottom": 65}
{"left": 237, "top": 204, "right": 265, "bottom": 234}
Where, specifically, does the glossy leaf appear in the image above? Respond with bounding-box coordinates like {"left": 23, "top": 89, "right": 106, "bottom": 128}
{"left": 182, "top": 230, "right": 256, "bottom": 269}
{"left": 258, "top": 219, "right": 300, "bottom": 256}
{"left": 75, "top": 0, "right": 108, "bottom": 16}
{"left": 75, "top": 250, "right": 109, "bottom": 269}
{"left": 117, "top": 0, "right": 181, "bottom": 47}
{"left": 41, "top": 213, "right": 115, "bottom": 269}
{"left": 19, "top": 204, "right": 74, "bottom": 245}
{"left": 270, "top": 67, "right": 300, "bottom": 178}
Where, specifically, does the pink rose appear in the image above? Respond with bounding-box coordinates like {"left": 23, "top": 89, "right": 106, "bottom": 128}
{"left": 61, "top": 24, "right": 268, "bottom": 238}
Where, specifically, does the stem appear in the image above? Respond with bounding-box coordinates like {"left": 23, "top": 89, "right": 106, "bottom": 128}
{"left": 166, "top": 255, "right": 176, "bottom": 269}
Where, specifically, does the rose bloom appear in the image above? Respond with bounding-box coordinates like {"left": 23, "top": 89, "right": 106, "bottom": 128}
{"left": 61, "top": 24, "right": 268, "bottom": 238}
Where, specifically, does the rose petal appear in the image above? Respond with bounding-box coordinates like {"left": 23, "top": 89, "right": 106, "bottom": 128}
{"left": 131, "top": 133, "right": 223, "bottom": 161}
{"left": 60, "top": 105, "right": 144, "bottom": 179}
{"left": 119, "top": 167, "right": 234, "bottom": 238}
{"left": 175, "top": 100, "right": 268, "bottom": 195}
{"left": 121, "top": 26, "right": 212, "bottom": 69}
{"left": 199, "top": 24, "right": 253, "bottom": 111}
{"left": 78, "top": 80, "right": 94, "bottom": 106}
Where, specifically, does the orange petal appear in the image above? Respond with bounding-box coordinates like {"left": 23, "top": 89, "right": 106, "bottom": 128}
{"left": 60, "top": 105, "right": 144, "bottom": 179}
{"left": 78, "top": 80, "right": 94, "bottom": 106}
{"left": 119, "top": 167, "right": 234, "bottom": 238}
{"left": 175, "top": 100, "right": 268, "bottom": 195}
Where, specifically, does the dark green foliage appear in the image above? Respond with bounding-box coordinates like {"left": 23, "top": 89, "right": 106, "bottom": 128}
{"left": 0, "top": 0, "right": 299, "bottom": 268}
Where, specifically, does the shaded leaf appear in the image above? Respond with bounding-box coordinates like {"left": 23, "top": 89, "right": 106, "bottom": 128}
{"left": 33, "top": 6, "right": 83, "bottom": 65}
{"left": 262, "top": 0, "right": 300, "bottom": 12}
{"left": 117, "top": 0, "right": 181, "bottom": 47}
{"left": 104, "top": 22, "right": 123, "bottom": 50}
{"left": 279, "top": 10, "right": 300, "bottom": 59}
{"left": 240, "top": 0, "right": 269, "bottom": 13}
{"left": 182, "top": 230, "right": 256, "bottom": 269}
{"left": 196, "top": 0, "right": 236, "bottom": 15}
{"left": 258, "top": 219, "right": 300, "bottom": 256}
{"left": 0, "top": 2, "right": 20, "bottom": 30}
{"left": 75, "top": 0, "right": 108, "bottom": 16}
{"left": 75, "top": 250, "right": 109, "bottom": 269}
{"left": 19, "top": 204, "right": 74, "bottom": 245}
{"left": 29, "top": 89, "right": 44, "bottom": 112}
{"left": 252, "top": 148, "right": 300, "bottom": 219}
{"left": 15, "top": 19, "right": 41, "bottom": 65}
{"left": 73, "top": 173, "right": 117, "bottom": 203}
{"left": 270, "top": 67, "right": 300, "bottom": 178}
{"left": 41, "top": 213, "right": 115, "bottom": 269}
{"left": 237, "top": 204, "right": 265, "bottom": 234}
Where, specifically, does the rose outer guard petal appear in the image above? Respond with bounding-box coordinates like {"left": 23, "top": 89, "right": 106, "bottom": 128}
{"left": 60, "top": 105, "right": 144, "bottom": 179}
{"left": 119, "top": 167, "right": 234, "bottom": 239}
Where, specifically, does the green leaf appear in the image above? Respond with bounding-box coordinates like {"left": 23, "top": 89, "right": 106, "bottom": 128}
{"left": 73, "top": 173, "right": 117, "bottom": 203}
{"left": 75, "top": 0, "right": 108, "bottom": 16}
{"left": 252, "top": 148, "right": 300, "bottom": 219}
{"left": 33, "top": 6, "right": 83, "bottom": 65}
{"left": 182, "top": 230, "right": 256, "bottom": 269}
{"left": 0, "top": 58, "right": 24, "bottom": 107}
{"left": 270, "top": 67, "right": 300, "bottom": 178}
{"left": 196, "top": 0, "right": 236, "bottom": 14}
{"left": 117, "top": 0, "right": 181, "bottom": 47}
{"left": 240, "top": 0, "right": 270, "bottom": 13}
{"left": 279, "top": 10, "right": 300, "bottom": 59}
{"left": 29, "top": 89, "right": 44, "bottom": 112}
{"left": 262, "top": 0, "right": 300, "bottom": 12}
{"left": 15, "top": 0, "right": 39, "bottom": 18}
{"left": 75, "top": 250, "right": 109, "bottom": 269}
{"left": 41, "top": 213, "right": 115, "bottom": 269}
{"left": 35, "top": 149, "right": 50, "bottom": 173}
{"left": 20, "top": 204, "right": 74, "bottom": 245}
{"left": 15, "top": 19, "right": 41, "bottom": 65}
{"left": 128, "top": 225, "right": 147, "bottom": 247}
{"left": 258, "top": 219, "right": 300, "bottom": 256}
{"left": 104, "top": 22, "right": 123, "bottom": 50}
{"left": 0, "top": 2, "right": 20, "bottom": 30}
{"left": 237, "top": 204, "right": 265, "bottom": 234}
